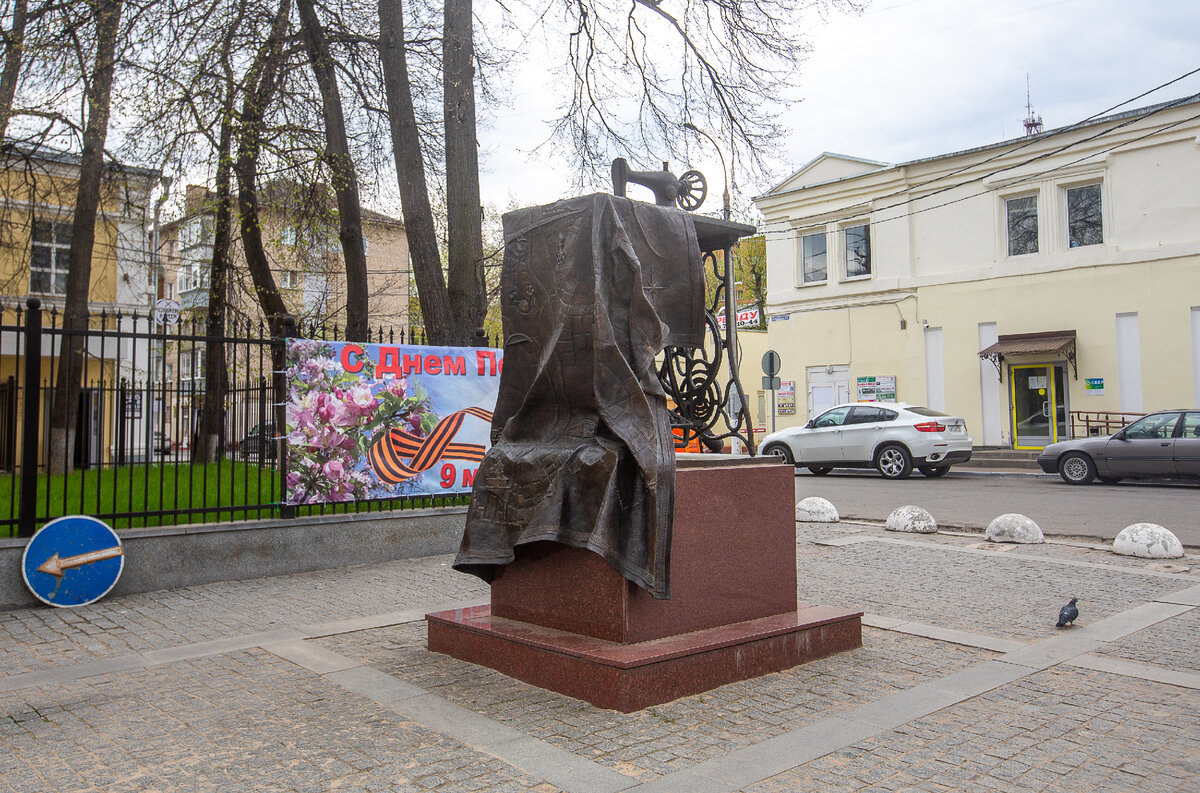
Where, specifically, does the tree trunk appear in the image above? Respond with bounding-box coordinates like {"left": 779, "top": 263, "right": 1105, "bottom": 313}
{"left": 378, "top": 0, "right": 453, "bottom": 346}
{"left": 234, "top": 0, "right": 290, "bottom": 335}
{"left": 443, "top": 0, "right": 485, "bottom": 346}
{"left": 0, "top": 0, "right": 28, "bottom": 139}
{"left": 48, "top": 0, "right": 122, "bottom": 475}
{"left": 296, "top": 0, "right": 369, "bottom": 341}
{"left": 193, "top": 110, "right": 234, "bottom": 462}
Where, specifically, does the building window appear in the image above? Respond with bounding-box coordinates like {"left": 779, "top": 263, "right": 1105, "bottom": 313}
{"left": 281, "top": 270, "right": 301, "bottom": 289}
{"left": 31, "top": 219, "right": 71, "bottom": 295}
{"left": 844, "top": 223, "right": 871, "bottom": 278}
{"left": 1066, "top": 183, "right": 1102, "bottom": 247}
{"left": 801, "top": 231, "right": 826, "bottom": 284}
{"left": 1005, "top": 195, "right": 1038, "bottom": 256}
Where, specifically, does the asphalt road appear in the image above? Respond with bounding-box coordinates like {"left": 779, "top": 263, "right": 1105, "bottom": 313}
{"left": 793, "top": 469, "right": 1200, "bottom": 547}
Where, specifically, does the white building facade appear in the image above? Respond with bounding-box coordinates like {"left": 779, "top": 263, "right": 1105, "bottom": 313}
{"left": 754, "top": 98, "right": 1200, "bottom": 449}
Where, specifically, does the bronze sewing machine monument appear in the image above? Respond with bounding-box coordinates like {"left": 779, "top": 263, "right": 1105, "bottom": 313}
{"left": 426, "top": 161, "right": 862, "bottom": 711}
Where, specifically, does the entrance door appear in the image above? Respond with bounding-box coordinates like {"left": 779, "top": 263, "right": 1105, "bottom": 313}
{"left": 806, "top": 365, "right": 850, "bottom": 422}
{"left": 1011, "top": 364, "right": 1069, "bottom": 449}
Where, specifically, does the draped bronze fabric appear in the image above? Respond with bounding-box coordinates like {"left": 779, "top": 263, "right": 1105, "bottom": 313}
{"left": 454, "top": 194, "right": 703, "bottom": 598}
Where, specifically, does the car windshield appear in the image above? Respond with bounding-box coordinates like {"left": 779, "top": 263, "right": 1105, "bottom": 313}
{"left": 906, "top": 407, "right": 950, "bottom": 417}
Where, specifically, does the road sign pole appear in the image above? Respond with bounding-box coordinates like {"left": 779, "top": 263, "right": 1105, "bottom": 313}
{"left": 761, "top": 349, "right": 782, "bottom": 436}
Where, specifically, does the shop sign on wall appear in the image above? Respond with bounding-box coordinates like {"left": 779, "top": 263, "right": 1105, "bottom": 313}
{"left": 777, "top": 380, "right": 796, "bottom": 415}
{"left": 856, "top": 375, "right": 897, "bottom": 403}
{"left": 716, "top": 306, "right": 761, "bottom": 329}
{"left": 1084, "top": 377, "right": 1105, "bottom": 396}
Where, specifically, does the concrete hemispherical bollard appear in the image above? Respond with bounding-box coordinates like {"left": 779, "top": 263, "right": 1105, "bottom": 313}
{"left": 796, "top": 496, "right": 839, "bottom": 523}
{"left": 1113, "top": 523, "right": 1184, "bottom": 559}
{"left": 985, "top": 513, "right": 1044, "bottom": 544}
{"left": 886, "top": 505, "right": 937, "bottom": 534}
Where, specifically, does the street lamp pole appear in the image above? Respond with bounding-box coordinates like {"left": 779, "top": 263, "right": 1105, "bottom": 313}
{"left": 682, "top": 122, "right": 730, "bottom": 220}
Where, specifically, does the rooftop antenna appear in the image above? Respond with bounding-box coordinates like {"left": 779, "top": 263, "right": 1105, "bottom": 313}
{"left": 1023, "top": 74, "right": 1044, "bottom": 136}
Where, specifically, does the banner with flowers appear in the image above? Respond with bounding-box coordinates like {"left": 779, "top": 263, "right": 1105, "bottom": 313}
{"left": 284, "top": 339, "right": 504, "bottom": 505}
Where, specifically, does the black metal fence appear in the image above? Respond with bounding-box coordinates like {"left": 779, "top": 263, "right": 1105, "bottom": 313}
{"left": 1, "top": 299, "right": 471, "bottom": 538}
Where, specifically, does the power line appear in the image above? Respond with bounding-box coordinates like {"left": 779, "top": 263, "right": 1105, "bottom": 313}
{"left": 758, "top": 88, "right": 1200, "bottom": 241}
{"left": 870, "top": 106, "right": 1200, "bottom": 228}
{"left": 767, "top": 67, "right": 1200, "bottom": 224}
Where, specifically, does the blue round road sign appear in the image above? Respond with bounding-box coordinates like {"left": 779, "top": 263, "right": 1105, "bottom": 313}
{"left": 22, "top": 515, "right": 124, "bottom": 608}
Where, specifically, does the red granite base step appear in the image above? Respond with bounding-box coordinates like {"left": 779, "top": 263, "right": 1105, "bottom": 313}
{"left": 426, "top": 603, "right": 863, "bottom": 712}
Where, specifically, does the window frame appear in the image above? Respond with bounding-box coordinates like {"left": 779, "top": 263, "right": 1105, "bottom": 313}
{"left": 30, "top": 218, "right": 72, "bottom": 296}
{"left": 799, "top": 228, "right": 827, "bottom": 286}
{"left": 1004, "top": 192, "right": 1040, "bottom": 257}
{"left": 842, "top": 221, "right": 872, "bottom": 280}
{"left": 1064, "top": 181, "right": 1104, "bottom": 249}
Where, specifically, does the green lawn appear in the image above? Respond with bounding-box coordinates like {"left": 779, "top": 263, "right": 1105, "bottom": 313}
{"left": 0, "top": 462, "right": 468, "bottom": 535}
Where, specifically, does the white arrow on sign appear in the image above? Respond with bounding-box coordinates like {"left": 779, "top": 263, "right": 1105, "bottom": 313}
{"left": 36, "top": 546, "right": 123, "bottom": 578}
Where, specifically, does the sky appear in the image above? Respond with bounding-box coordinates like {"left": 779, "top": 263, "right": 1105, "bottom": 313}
{"left": 472, "top": 0, "right": 1200, "bottom": 219}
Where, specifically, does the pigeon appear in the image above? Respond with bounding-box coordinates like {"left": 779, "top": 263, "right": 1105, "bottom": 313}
{"left": 1056, "top": 597, "right": 1079, "bottom": 628}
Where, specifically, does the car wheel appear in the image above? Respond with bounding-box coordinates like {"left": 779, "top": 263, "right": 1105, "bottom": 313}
{"left": 1058, "top": 452, "right": 1096, "bottom": 485}
{"left": 1097, "top": 475, "right": 1123, "bottom": 485}
{"left": 875, "top": 444, "right": 913, "bottom": 480}
{"left": 918, "top": 465, "right": 950, "bottom": 477}
{"left": 763, "top": 443, "right": 795, "bottom": 466}
{"left": 808, "top": 466, "right": 833, "bottom": 475}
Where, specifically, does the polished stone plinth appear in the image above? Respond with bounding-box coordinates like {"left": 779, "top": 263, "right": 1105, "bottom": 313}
{"left": 428, "top": 459, "right": 863, "bottom": 711}
{"left": 427, "top": 603, "right": 862, "bottom": 712}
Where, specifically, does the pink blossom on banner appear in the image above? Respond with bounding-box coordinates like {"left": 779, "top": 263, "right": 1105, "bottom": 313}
{"left": 346, "top": 384, "right": 379, "bottom": 416}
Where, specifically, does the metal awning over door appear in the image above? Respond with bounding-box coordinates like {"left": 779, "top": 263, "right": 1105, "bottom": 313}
{"left": 979, "top": 330, "right": 1077, "bottom": 378}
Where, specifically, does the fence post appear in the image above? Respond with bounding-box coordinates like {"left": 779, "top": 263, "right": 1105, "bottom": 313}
{"left": 116, "top": 377, "right": 127, "bottom": 466}
{"left": 18, "top": 298, "right": 42, "bottom": 538}
{"left": 278, "top": 315, "right": 296, "bottom": 519}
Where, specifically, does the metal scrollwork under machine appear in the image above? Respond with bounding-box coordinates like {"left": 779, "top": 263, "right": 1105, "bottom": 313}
{"left": 611, "top": 158, "right": 758, "bottom": 455}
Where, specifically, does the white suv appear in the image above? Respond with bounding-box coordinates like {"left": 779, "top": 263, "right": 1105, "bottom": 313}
{"left": 760, "top": 402, "right": 973, "bottom": 479}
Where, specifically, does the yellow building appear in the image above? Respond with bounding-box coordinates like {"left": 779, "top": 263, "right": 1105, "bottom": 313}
{"left": 159, "top": 183, "right": 411, "bottom": 335}
{"left": 155, "top": 183, "right": 412, "bottom": 449}
{"left": 755, "top": 97, "right": 1200, "bottom": 450}
{"left": 0, "top": 147, "right": 159, "bottom": 466}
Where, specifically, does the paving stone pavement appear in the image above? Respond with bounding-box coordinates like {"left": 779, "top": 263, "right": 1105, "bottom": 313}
{"left": 1, "top": 521, "right": 1197, "bottom": 793}
{"left": 317, "top": 625, "right": 995, "bottom": 782}
{"left": 0, "top": 557, "right": 490, "bottom": 678}
{"left": 743, "top": 667, "right": 1200, "bottom": 793}
{"left": 1096, "top": 608, "right": 1200, "bottom": 675}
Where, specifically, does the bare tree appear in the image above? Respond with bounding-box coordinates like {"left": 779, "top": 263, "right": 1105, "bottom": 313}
{"left": 0, "top": 0, "right": 30, "bottom": 137}
{"left": 233, "top": 0, "right": 291, "bottom": 335}
{"left": 528, "top": 0, "right": 847, "bottom": 188}
{"left": 378, "top": 0, "right": 452, "bottom": 345}
{"left": 192, "top": 110, "right": 233, "bottom": 461}
{"left": 48, "top": 0, "right": 123, "bottom": 475}
{"left": 442, "top": 0, "right": 484, "bottom": 345}
{"left": 296, "top": 0, "right": 369, "bottom": 341}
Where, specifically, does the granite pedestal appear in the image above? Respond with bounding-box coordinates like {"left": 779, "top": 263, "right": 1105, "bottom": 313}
{"left": 427, "top": 457, "right": 863, "bottom": 712}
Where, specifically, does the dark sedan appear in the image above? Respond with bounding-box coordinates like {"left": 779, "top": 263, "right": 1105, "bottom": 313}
{"left": 1037, "top": 410, "right": 1200, "bottom": 484}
